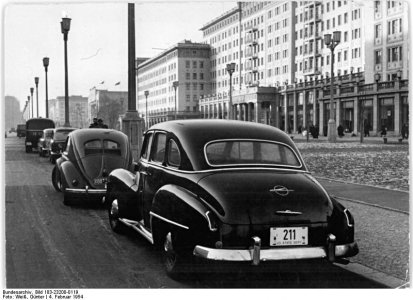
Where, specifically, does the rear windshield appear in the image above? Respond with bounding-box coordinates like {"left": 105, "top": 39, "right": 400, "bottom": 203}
{"left": 26, "top": 120, "right": 55, "bottom": 130}
{"left": 84, "top": 139, "right": 121, "bottom": 156}
{"left": 55, "top": 130, "right": 73, "bottom": 140}
{"left": 205, "top": 139, "right": 301, "bottom": 168}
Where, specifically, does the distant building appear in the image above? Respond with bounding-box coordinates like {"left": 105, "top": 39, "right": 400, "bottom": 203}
{"left": 4, "top": 96, "right": 24, "bottom": 130}
{"left": 48, "top": 96, "right": 88, "bottom": 128}
{"left": 88, "top": 87, "right": 128, "bottom": 129}
{"left": 136, "top": 40, "right": 209, "bottom": 127}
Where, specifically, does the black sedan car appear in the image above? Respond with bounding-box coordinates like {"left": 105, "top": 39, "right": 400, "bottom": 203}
{"left": 52, "top": 128, "right": 132, "bottom": 205}
{"left": 49, "top": 127, "right": 77, "bottom": 163}
{"left": 106, "top": 120, "right": 358, "bottom": 277}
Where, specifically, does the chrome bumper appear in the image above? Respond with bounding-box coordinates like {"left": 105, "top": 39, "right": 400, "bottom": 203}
{"left": 193, "top": 235, "right": 358, "bottom": 265}
{"left": 65, "top": 187, "right": 106, "bottom": 195}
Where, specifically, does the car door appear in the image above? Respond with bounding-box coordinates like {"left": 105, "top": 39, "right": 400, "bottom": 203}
{"left": 140, "top": 131, "right": 167, "bottom": 227}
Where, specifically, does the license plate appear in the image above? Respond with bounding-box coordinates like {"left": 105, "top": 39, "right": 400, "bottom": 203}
{"left": 93, "top": 178, "right": 104, "bottom": 185}
{"left": 26, "top": 142, "right": 32, "bottom": 145}
{"left": 270, "top": 227, "right": 308, "bottom": 246}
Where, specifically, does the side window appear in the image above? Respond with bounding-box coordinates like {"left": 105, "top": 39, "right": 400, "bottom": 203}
{"left": 167, "top": 139, "right": 181, "bottom": 167}
{"left": 150, "top": 132, "right": 167, "bottom": 163}
{"left": 141, "top": 132, "right": 153, "bottom": 160}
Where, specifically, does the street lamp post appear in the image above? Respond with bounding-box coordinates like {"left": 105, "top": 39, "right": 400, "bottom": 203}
{"left": 173, "top": 81, "right": 179, "bottom": 120}
{"left": 30, "top": 88, "right": 34, "bottom": 119}
{"left": 61, "top": 16, "right": 71, "bottom": 127}
{"left": 226, "top": 63, "right": 236, "bottom": 120}
{"left": 34, "top": 77, "right": 39, "bottom": 117}
{"left": 43, "top": 57, "right": 49, "bottom": 118}
{"left": 144, "top": 90, "right": 149, "bottom": 129}
{"left": 27, "top": 96, "right": 31, "bottom": 119}
{"left": 324, "top": 31, "right": 341, "bottom": 142}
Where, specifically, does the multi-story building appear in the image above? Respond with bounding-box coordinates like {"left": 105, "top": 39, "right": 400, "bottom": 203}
{"left": 88, "top": 88, "right": 128, "bottom": 129}
{"left": 49, "top": 95, "right": 88, "bottom": 128}
{"left": 199, "top": 0, "right": 409, "bottom": 136}
{"left": 136, "top": 40, "right": 210, "bottom": 127}
{"left": 4, "top": 95, "right": 24, "bottom": 130}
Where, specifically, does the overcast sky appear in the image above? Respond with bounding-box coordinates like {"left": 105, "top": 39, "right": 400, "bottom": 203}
{"left": 2, "top": 0, "right": 236, "bottom": 114}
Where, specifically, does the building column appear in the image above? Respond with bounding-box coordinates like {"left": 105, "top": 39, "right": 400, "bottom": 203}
{"left": 319, "top": 100, "right": 324, "bottom": 136}
{"left": 373, "top": 95, "right": 378, "bottom": 134}
{"left": 255, "top": 102, "right": 262, "bottom": 123}
{"left": 313, "top": 88, "right": 317, "bottom": 127}
{"left": 336, "top": 98, "right": 341, "bottom": 128}
{"left": 243, "top": 103, "right": 248, "bottom": 121}
{"left": 293, "top": 92, "right": 298, "bottom": 133}
{"left": 394, "top": 93, "right": 400, "bottom": 136}
{"left": 354, "top": 97, "right": 359, "bottom": 135}
{"left": 303, "top": 92, "right": 307, "bottom": 128}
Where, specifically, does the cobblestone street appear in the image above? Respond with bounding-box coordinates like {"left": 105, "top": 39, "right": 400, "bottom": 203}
{"left": 296, "top": 139, "right": 409, "bottom": 191}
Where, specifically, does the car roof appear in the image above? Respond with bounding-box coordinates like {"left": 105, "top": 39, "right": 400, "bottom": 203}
{"left": 149, "top": 120, "right": 302, "bottom": 171}
{"left": 69, "top": 128, "right": 128, "bottom": 145}
{"left": 54, "top": 127, "right": 77, "bottom": 132}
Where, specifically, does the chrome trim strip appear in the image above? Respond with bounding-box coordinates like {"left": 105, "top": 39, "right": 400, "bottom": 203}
{"left": 149, "top": 211, "right": 189, "bottom": 230}
{"left": 193, "top": 242, "right": 358, "bottom": 262}
{"left": 275, "top": 210, "right": 303, "bottom": 216}
{"left": 203, "top": 139, "right": 304, "bottom": 169}
{"left": 205, "top": 211, "right": 218, "bottom": 232}
{"left": 65, "top": 188, "right": 106, "bottom": 194}
{"left": 140, "top": 159, "right": 310, "bottom": 175}
{"left": 119, "top": 218, "right": 154, "bottom": 244}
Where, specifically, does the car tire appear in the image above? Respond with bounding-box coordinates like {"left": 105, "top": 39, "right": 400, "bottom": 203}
{"left": 163, "top": 231, "right": 189, "bottom": 279}
{"left": 51, "top": 166, "right": 62, "bottom": 192}
{"left": 108, "top": 198, "right": 126, "bottom": 234}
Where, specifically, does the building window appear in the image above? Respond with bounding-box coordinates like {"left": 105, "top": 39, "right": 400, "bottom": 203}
{"left": 375, "top": 1, "right": 381, "bottom": 13}
{"left": 375, "top": 50, "right": 382, "bottom": 64}
{"left": 375, "top": 24, "right": 382, "bottom": 38}
{"left": 387, "top": 46, "right": 402, "bottom": 62}
{"left": 186, "top": 73, "right": 190, "bottom": 80}
{"left": 193, "top": 73, "right": 197, "bottom": 80}
{"left": 185, "top": 60, "right": 190, "bottom": 68}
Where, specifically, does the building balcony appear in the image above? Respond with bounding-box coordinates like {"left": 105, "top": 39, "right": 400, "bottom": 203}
{"left": 245, "top": 51, "right": 259, "bottom": 59}
{"left": 387, "top": 33, "right": 403, "bottom": 44}
{"left": 245, "top": 23, "right": 258, "bottom": 32}
{"left": 245, "top": 36, "right": 258, "bottom": 46}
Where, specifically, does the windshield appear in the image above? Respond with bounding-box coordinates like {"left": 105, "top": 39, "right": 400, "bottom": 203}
{"left": 205, "top": 139, "right": 301, "bottom": 168}
{"left": 55, "top": 130, "right": 73, "bottom": 140}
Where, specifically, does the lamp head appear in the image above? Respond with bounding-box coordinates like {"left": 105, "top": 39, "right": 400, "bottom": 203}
{"left": 30, "top": 87, "right": 34, "bottom": 94}
{"left": 173, "top": 81, "right": 179, "bottom": 88}
{"left": 61, "top": 17, "right": 71, "bottom": 33}
{"left": 374, "top": 73, "right": 381, "bottom": 82}
{"left": 324, "top": 33, "right": 332, "bottom": 46}
{"left": 144, "top": 90, "right": 149, "bottom": 97}
{"left": 35, "top": 77, "right": 39, "bottom": 85}
{"left": 43, "top": 57, "right": 49, "bottom": 68}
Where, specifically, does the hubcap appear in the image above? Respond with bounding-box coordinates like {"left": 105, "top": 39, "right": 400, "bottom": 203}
{"left": 110, "top": 200, "right": 119, "bottom": 223}
{"left": 164, "top": 232, "right": 177, "bottom": 269}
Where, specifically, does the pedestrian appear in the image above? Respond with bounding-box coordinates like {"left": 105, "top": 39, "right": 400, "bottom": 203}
{"left": 380, "top": 125, "right": 387, "bottom": 137}
{"left": 89, "top": 118, "right": 98, "bottom": 128}
{"left": 364, "top": 120, "right": 370, "bottom": 137}
{"left": 401, "top": 123, "right": 408, "bottom": 139}
{"left": 98, "top": 119, "right": 108, "bottom": 128}
{"left": 337, "top": 124, "right": 344, "bottom": 137}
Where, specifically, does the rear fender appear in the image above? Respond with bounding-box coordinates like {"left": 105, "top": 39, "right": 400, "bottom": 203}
{"left": 150, "top": 185, "right": 219, "bottom": 249}
{"left": 59, "top": 161, "right": 87, "bottom": 189}
{"left": 107, "top": 169, "right": 140, "bottom": 220}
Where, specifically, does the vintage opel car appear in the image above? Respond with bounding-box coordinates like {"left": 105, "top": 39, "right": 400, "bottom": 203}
{"left": 49, "top": 127, "right": 77, "bottom": 163}
{"left": 52, "top": 128, "right": 132, "bottom": 205}
{"left": 38, "top": 128, "right": 54, "bottom": 157}
{"left": 106, "top": 120, "right": 358, "bottom": 277}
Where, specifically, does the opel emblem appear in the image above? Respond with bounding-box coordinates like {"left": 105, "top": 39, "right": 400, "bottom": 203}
{"left": 270, "top": 185, "right": 293, "bottom": 197}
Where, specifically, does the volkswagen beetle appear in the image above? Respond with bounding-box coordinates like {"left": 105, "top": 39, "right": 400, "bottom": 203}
{"left": 106, "top": 120, "right": 358, "bottom": 277}
{"left": 52, "top": 128, "right": 132, "bottom": 205}
{"left": 49, "top": 127, "right": 77, "bottom": 163}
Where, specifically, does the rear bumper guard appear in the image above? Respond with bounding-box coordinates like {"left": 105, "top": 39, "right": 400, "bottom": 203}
{"left": 193, "top": 235, "right": 358, "bottom": 265}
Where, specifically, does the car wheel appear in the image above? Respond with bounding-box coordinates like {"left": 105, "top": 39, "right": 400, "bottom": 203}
{"left": 51, "top": 166, "right": 62, "bottom": 192}
{"left": 108, "top": 198, "right": 125, "bottom": 233}
{"left": 163, "top": 231, "right": 189, "bottom": 279}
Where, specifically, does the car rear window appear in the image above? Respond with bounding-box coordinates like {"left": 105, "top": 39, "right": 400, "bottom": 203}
{"left": 84, "top": 139, "right": 121, "bottom": 156}
{"left": 205, "top": 140, "right": 301, "bottom": 168}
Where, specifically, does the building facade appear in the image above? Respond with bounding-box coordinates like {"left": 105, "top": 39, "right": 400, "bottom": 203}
{"left": 48, "top": 96, "right": 88, "bottom": 128}
{"left": 88, "top": 88, "right": 128, "bottom": 129}
{"left": 136, "top": 40, "right": 210, "bottom": 128}
{"left": 199, "top": 0, "right": 409, "bottom": 136}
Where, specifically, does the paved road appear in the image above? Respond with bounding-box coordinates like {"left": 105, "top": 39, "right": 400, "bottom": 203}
{"left": 2, "top": 135, "right": 404, "bottom": 288}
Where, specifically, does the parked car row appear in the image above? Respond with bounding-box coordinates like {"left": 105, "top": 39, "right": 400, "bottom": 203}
{"left": 28, "top": 119, "right": 360, "bottom": 279}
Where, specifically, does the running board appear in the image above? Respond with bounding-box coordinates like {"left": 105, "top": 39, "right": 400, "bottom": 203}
{"left": 119, "top": 218, "right": 154, "bottom": 244}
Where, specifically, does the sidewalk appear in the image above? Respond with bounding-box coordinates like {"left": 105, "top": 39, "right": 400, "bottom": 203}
{"left": 318, "top": 178, "right": 410, "bottom": 288}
